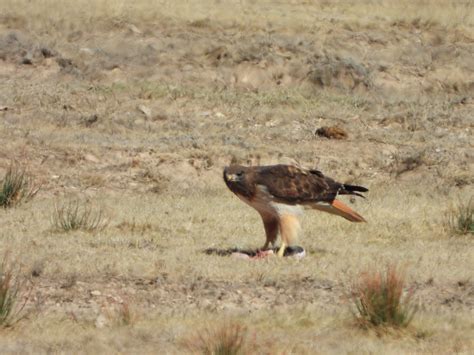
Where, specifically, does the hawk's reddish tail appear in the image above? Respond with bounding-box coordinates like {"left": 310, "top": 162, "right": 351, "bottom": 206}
{"left": 309, "top": 199, "right": 366, "bottom": 222}
{"left": 331, "top": 200, "right": 366, "bottom": 222}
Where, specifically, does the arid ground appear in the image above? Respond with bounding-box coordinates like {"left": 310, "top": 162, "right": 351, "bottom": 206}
{"left": 0, "top": 0, "right": 473, "bottom": 353}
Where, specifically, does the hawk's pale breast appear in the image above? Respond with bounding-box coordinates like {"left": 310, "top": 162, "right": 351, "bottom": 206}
{"left": 238, "top": 184, "right": 304, "bottom": 218}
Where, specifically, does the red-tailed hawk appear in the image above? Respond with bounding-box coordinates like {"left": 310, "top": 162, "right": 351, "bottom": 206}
{"left": 223, "top": 164, "right": 368, "bottom": 257}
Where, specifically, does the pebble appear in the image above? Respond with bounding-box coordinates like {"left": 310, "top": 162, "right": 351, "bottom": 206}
{"left": 95, "top": 314, "right": 108, "bottom": 329}
{"left": 84, "top": 154, "right": 100, "bottom": 163}
{"left": 137, "top": 105, "right": 152, "bottom": 119}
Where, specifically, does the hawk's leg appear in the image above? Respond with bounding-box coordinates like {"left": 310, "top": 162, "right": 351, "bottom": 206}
{"left": 261, "top": 214, "right": 279, "bottom": 251}
{"left": 277, "top": 214, "right": 301, "bottom": 257}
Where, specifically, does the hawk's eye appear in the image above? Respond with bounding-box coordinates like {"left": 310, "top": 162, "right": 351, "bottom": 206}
{"left": 236, "top": 171, "right": 244, "bottom": 177}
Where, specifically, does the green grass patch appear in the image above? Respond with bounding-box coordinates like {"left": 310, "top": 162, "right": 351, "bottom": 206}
{"left": 0, "top": 165, "right": 38, "bottom": 208}
{"left": 52, "top": 199, "right": 108, "bottom": 232}
{"left": 0, "top": 252, "right": 30, "bottom": 328}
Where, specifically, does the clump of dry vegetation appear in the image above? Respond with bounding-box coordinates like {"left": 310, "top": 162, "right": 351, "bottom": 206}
{"left": 447, "top": 199, "right": 474, "bottom": 235}
{"left": 390, "top": 151, "right": 427, "bottom": 177}
{"left": 351, "top": 265, "right": 417, "bottom": 329}
{"left": 103, "top": 301, "right": 136, "bottom": 327}
{"left": 0, "top": 252, "right": 30, "bottom": 328}
{"left": 0, "top": 165, "right": 38, "bottom": 208}
{"left": 183, "top": 322, "right": 254, "bottom": 355}
{"left": 51, "top": 199, "right": 108, "bottom": 232}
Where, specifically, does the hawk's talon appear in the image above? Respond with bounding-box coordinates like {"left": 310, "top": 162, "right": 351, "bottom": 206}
{"left": 277, "top": 243, "right": 286, "bottom": 257}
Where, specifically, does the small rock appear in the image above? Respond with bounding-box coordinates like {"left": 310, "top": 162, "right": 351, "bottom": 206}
{"left": 21, "top": 55, "right": 33, "bottom": 65}
{"left": 127, "top": 24, "right": 142, "bottom": 35}
{"left": 79, "top": 47, "right": 95, "bottom": 55}
{"left": 95, "top": 314, "right": 108, "bottom": 328}
{"left": 84, "top": 154, "right": 100, "bottom": 163}
{"left": 82, "top": 114, "right": 98, "bottom": 127}
{"left": 200, "top": 299, "right": 213, "bottom": 308}
{"left": 41, "top": 47, "right": 54, "bottom": 58}
{"left": 57, "top": 57, "right": 74, "bottom": 69}
{"left": 134, "top": 118, "right": 145, "bottom": 126}
{"left": 138, "top": 105, "right": 152, "bottom": 119}
{"left": 90, "top": 290, "right": 101, "bottom": 297}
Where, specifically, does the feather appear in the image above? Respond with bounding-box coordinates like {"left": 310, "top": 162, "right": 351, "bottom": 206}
{"left": 252, "top": 165, "right": 368, "bottom": 203}
{"left": 310, "top": 199, "right": 366, "bottom": 222}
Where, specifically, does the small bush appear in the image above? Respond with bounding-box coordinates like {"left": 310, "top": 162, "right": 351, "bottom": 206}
{"left": 183, "top": 322, "right": 253, "bottom": 355}
{"left": 351, "top": 265, "right": 416, "bottom": 329}
{"left": 104, "top": 301, "right": 136, "bottom": 327}
{"left": 116, "top": 302, "right": 134, "bottom": 326}
{"left": 52, "top": 200, "right": 108, "bottom": 232}
{"left": 0, "top": 165, "right": 38, "bottom": 208}
{"left": 0, "top": 252, "right": 30, "bottom": 328}
{"left": 447, "top": 199, "right": 474, "bottom": 235}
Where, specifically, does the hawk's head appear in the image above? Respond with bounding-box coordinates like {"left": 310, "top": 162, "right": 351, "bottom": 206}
{"left": 223, "top": 165, "right": 254, "bottom": 198}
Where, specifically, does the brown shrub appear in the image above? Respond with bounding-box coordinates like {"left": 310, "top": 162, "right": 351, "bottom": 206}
{"left": 183, "top": 322, "right": 254, "bottom": 355}
{"left": 446, "top": 198, "right": 474, "bottom": 235}
{"left": 351, "top": 265, "right": 417, "bottom": 329}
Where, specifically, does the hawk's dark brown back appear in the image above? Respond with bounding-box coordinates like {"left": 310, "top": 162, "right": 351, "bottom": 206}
{"left": 252, "top": 164, "right": 367, "bottom": 204}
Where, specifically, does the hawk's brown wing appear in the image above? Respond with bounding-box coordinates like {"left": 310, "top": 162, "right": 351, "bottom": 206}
{"left": 253, "top": 164, "right": 366, "bottom": 204}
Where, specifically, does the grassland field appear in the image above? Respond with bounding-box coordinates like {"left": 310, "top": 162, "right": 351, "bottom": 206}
{"left": 0, "top": 0, "right": 473, "bottom": 353}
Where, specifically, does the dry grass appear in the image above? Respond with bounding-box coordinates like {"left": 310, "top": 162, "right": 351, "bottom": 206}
{"left": 0, "top": 252, "right": 30, "bottom": 328}
{"left": 351, "top": 265, "right": 417, "bottom": 329}
{"left": 0, "top": 0, "right": 472, "bottom": 353}
{"left": 347, "top": 0, "right": 474, "bottom": 28}
{"left": 447, "top": 198, "right": 474, "bottom": 235}
{"left": 0, "top": 165, "right": 37, "bottom": 208}
{"left": 0, "top": 191, "right": 471, "bottom": 353}
{"left": 102, "top": 301, "right": 136, "bottom": 327}
{"left": 183, "top": 322, "right": 253, "bottom": 355}
{"left": 51, "top": 200, "right": 108, "bottom": 232}
{"left": 1, "top": 0, "right": 473, "bottom": 33}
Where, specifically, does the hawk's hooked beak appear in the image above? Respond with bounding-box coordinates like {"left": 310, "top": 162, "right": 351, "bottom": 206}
{"left": 225, "top": 173, "right": 239, "bottom": 182}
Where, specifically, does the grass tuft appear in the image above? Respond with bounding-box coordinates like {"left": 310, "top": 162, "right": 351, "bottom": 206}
{"left": 0, "top": 165, "right": 38, "bottom": 208}
{"left": 183, "top": 322, "right": 253, "bottom": 355}
{"left": 447, "top": 199, "right": 474, "bottom": 235}
{"left": 104, "top": 301, "right": 136, "bottom": 327}
{"left": 0, "top": 252, "right": 30, "bottom": 328}
{"left": 351, "top": 265, "right": 416, "bottom": 329}
{"left": 52, "top": 199, "right": 108, "bottom": 232}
